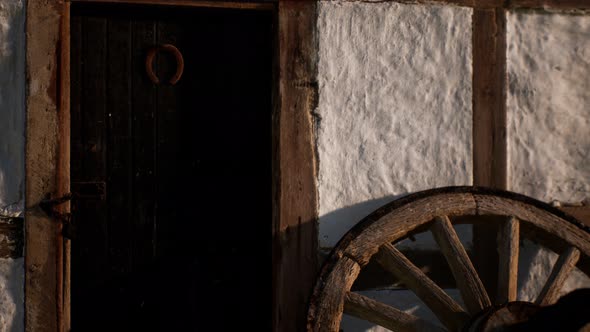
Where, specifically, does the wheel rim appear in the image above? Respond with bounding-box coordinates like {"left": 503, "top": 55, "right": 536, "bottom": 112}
{"left": 307, "top": 186, "right": 590, "bottom": 332}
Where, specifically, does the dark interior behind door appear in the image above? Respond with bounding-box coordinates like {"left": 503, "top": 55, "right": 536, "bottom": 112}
{"left": 70, "top": 4, "right": 272, "bottom": 331}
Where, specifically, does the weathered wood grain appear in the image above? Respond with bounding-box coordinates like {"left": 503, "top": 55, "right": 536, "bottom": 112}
{"left": 473, "top": 194, "right": 590, "bottom": 262}
{"left": 274, "top": 2, "right": 319, "bottom": 332}
{"left": 308, "top": 257, "right": 361, "bottom": 332}
{"left": 334, "top": 0, "right": 590, "bottom": 9}
{"left": 71, "top": 0, "right": 275, "bottom": 10}
{"left": 560, "top": 206, "right": 590, "bottom": 228}
{"left": 431, "top": 216, "right": 492, "bottom": 314}
{"left": 472, "top": 8, "right": 507, "bottom": 175}
{"left": 375, "top": 243, "right": 469, "bottom": 331}
{"left": 508, "top": 0, "right": 590, "bottom": 9}
{"left": 472, "top": 6, "right": 507, "bottom": 300}
{"left": 497, "top": 217, "right": 519, "bottom": 304}
{"left": 344, "top": 192, "right": 477, "bottom": 265}
{"left": 58, "top": 4, "right": 71, "bottom": 331}
{"left": 344, "top": 291, "right": 446, "bottom": 332}
{"left": 520, "top": 223, "right": 590, "bottom": 278}
{"left": 26, "top": 0, "right": 63, "bottom": 331}
{"left": 343, "top": 0, "right": 499, "bottom": 8}
{"left": 351, "top": 247, "right": 469, "bottom": 290}
{"left": 536, "top": 247, "right": 581, "bottom": 306}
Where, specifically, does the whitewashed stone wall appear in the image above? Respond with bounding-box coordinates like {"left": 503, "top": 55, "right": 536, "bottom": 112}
{"left": 316, "top": 1, "right": 473, "bottom": 250}
{"left": 507, "top": 10, "right": 590, "bottom": 306}
{"left": 0, "top": 1, "right": 25, "bottom": 331}
{"left": 507, "top": 10, "right": 590, "bottom": 204}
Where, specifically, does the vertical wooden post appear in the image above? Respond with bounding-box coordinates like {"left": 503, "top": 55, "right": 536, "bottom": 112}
{"left": 273, "top": 1, "right": 319, "bottom": 331}
{"left": 472, "top": 6, "right": 507, "bottom": 299}
{"left": 58, "top": 2, "right": 71, "bottom": 331}
{"left": 25, "top": 0, "right": 64, "bottom": 331}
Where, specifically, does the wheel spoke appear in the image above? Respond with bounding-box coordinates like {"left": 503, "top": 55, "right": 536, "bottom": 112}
{"left": 535, "top": 246, "right": 580, "bottom": 306}
{"left": 431, "top": 215, "right": 492, "bottom": 314}
{"left": 497, "top": 217, "right": 519, "bottom": 304}
{"left": 344, "top": 291, "right": 446, "bottom": 332}
{"left": 375, "top": 243, "right": 468, "bottom": 331}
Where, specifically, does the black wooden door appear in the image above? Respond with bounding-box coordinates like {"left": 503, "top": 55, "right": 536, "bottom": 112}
{"left": 70, "top": 4, "right": 272, "bottom": 331}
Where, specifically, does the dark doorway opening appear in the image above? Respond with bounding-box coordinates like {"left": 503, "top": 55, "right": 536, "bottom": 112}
{"left": 70, "top": 3, "right": 273, "bottom": 331}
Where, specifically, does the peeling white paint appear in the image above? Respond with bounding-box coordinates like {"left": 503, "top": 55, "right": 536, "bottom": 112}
{"left": 507, "top": 10, "right": 590, "bottom": 203}
{"left": 0, "top": 1, "right": 25, "bottom": 331}
{"left": 316, "top": 1, "right": 473, "bottom": 249}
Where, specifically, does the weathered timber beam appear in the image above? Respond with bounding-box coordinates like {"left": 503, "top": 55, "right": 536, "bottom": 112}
{"left": 331, "top": 0, "right": 590, "bottom": 10}
{"left": 69, "top": 0, "right": 276, "bottom": 10}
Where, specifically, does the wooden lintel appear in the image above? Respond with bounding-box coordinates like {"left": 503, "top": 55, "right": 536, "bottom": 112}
{"left": 69, "top": 0, "right": 276, "bottom": 10}
{"left": 507, "top": 0, "right": 590, "bottom": 10}
{"left": 378, "top": 0, "right": 501, "bottom": 9}
{"left": 337, "top": 0, "right": 590, "bottom": 10}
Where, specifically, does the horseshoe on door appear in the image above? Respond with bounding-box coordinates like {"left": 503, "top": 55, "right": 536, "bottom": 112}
{"left": 145, "top": 43, "right": 185, "bottom": 85}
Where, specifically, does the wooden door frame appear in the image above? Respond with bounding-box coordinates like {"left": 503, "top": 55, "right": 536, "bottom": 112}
{"left": 25, "top": 1, "right": 318, "bottom": 332}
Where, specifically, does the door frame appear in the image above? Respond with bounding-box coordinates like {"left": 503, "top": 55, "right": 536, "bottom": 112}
{"left": 24, "top": 1, "right": 318, "bottom": 332}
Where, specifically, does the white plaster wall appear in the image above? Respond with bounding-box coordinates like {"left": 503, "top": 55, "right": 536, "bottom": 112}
{"left": 0, "top": 259, "right": 23, "bottom": 332}
{"left": 316, "top": 1, "right": 473, "bottom": 249}
{"left": 507, "top": 10, "right": 590, "bottom": 203}
{"left": 0, "top": 1, "right": 25, "bottom": 331}
{"left": 506, "top": 10, "right": 590, "bottom": 314}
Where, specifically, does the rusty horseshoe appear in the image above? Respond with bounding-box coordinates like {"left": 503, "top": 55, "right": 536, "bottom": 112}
{"left": 145, "top": 44, "right": 185, "bottom": 85}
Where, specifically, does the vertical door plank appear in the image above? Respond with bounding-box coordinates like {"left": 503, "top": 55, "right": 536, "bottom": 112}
{"left": 79, "top": 15, "right": 109, "bottom": 286}
{"left": 70, "top": 17, "right": 83, "bottom": 183}
{"left": 69, "top": 13, "right": 83, "bottom": 331}
{"left": 70, "top": 14, "right": 110, "bottom": 330}
{"left": 126, "top": 19, "right": 159, "bottom": 329}
{"left": 130, "top": 19, "right": 157, "bottom": 271}
{"left": 154, "top": 20, "right": 182, "bottom": 262}
{"left": 155, "top": 18, "right": 194, "bottom": 331}
{"left": 106, "top": 18, "right": 133, "bottom": 280}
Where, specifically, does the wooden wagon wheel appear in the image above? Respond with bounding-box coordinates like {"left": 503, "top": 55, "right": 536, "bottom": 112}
{"left": 307, "top": 186, "right": 590, "bottom": 332}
